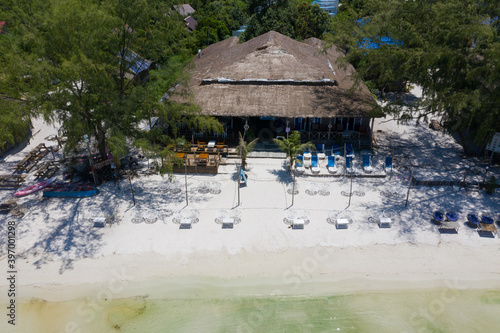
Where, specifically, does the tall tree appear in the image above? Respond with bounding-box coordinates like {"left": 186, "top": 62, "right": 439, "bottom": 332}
{"left": 1, "top": 0, "right": 220, "bottom": 167}
{"left": 326, "top": 0, "right": 500, "bottom": 154}
{"left": 273, "top": 131, "right": 314, "bottom": 173}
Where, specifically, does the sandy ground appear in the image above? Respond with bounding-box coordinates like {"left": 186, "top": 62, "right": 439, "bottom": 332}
{"left": 1, "top": 99, "right": 500, "bottom": 306}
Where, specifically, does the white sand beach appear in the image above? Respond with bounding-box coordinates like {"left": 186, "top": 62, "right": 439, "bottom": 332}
{"left": 1, "top": 109, "right": 500, "bottom": 332}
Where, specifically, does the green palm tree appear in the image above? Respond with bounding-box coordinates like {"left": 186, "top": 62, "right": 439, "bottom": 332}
{"left": 237, "top": 132, "right": 259, "bottom": 170}
{"left": 272, "top": 131, "right": 315, "bottom": 173}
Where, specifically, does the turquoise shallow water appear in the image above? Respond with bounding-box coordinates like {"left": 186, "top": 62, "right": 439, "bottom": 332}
{"left": 4, "top": 289, "right": 500, "bottom": 333}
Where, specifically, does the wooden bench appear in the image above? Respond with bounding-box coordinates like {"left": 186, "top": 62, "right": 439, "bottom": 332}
{"left": 14, "top": 143, "right": 49, "bottom": 172}
{"left": 0, "top": 175, "right": 26, "bottom": 188}
{"left": 34, "top": 161, "right": 59, "bottom": 179}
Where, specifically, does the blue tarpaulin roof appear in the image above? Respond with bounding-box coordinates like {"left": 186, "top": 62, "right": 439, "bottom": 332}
{"left": 120, "top": 49, "right": 152, "bottom": 75}
{"left": 358, "top": 36, "right": 403, "bottom": 49}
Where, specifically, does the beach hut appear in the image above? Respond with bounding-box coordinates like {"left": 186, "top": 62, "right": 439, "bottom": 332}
{"left": 169, "top": 31, "right": 379, "bottom": 148}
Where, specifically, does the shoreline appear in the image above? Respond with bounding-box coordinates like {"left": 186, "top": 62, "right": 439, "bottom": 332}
{"left": 12, "top": 242, "right": 500, "bottom": 303}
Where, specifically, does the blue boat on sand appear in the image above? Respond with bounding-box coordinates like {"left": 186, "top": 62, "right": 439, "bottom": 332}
{"left": 43, "top": 182, "right": 99, "bottom": 198}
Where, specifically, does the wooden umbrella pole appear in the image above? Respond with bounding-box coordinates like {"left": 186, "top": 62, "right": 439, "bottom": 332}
{"left": 405, "top": 169, "right": 413, "bottom": 207}
{"left": 128, "top": 171, "right": 135, "bottom": 206}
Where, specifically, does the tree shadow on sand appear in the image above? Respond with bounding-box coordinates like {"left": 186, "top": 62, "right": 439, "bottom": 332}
{"left": 20, "top": 199, "right": 104, "bottom": 274}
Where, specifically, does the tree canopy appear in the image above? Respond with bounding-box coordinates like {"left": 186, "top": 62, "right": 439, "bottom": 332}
{"left": 242, "top": 0, "right": 332, "bottom": 41}
{"left": 0, "top": 0, "right": 220, "bottom": 170}
{"left": 326, "top": 0, "right": 500, "bottom": 153}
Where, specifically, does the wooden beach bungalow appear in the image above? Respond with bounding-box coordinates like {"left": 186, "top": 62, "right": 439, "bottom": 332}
{"left": 172, "top": 31, "right": 379, "bottom": 149}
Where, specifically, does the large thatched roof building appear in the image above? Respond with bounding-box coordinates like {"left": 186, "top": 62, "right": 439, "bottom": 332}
{"left": 173, "top": 31, "right": 377, "bottom": 145}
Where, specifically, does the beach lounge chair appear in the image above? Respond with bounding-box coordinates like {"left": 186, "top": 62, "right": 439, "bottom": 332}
{"left": 331, "top": 144, "right": 341, "bottom": 160}
{"left": 303, "top": 148, "right": 312, "bottom": 160}
{"left": 445, "top": 211, "right": 459, "bottom": 222}
{"left": 385, "top": 156, "right": 393, "bottom": 174}
{"left": 362, "top": 154, "right": 373, "bottom": 173}
{"left": 346, "top": 156, "right": 354, "bottom": 174}
{"left": 433, "top": 211, "right": 444, "bottom": 224}
{"left": 345, "top": 143, "right": 354, "bottom": 158}
{"left": 327, "top": 156, "right": 337, "bottom": 174}
{"left": 311, "top": 156, "right": 320, "bottom": 174}
{"left": 316, "top": 144, "right": 326, "bottom": 160}
{"left": 467, "top": 213, "right": 480, "bottom": 230}
{"left": 479, "top": 214, "right": 497, "bottom": 236}
{"left": 436, "top": 211, "right": 460, "bottom": 232}
{"left": 295, "top": 155, "right": 305, "bottom": 173}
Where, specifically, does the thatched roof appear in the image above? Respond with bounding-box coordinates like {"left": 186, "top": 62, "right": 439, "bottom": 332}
{"left": 175, "top": 31, "right": 376, "bottom": 118}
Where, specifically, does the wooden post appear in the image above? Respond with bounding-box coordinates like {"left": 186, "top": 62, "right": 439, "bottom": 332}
{"left": 389, "top": 148, "right": 394, "bottom": 181}
{"left": 462, "top": 166, "right": 469, "bottom": 189}
{"left": 184, "top": 161, "right": 189, "bottom": 206}
{"left": 237, "top": 164, "right": 241, "bottom": 206}
{"left": 405, "top": 169, "right": 413, "bottom": 207}
{"left": 347, "top": 173, "right": 353, "bottom": 208}
{"left": 370, "top": 118, "right": 375, "bottom": 150}
{"left": 292, "top": 161, "right": 296, "bottom": 206}
{"left": 483, "top": 167, "right": 489, "bottom": 184}
{"left": 128, "top": 171, "right": 135, "bottom": 206}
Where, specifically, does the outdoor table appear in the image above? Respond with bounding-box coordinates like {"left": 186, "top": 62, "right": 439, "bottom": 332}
{"left": 207, "top": 141, "right": 216, "bottom": 148}
{"left": 292, "top": 219, "right": 304, "bottom": 229}
{"left": 93, "top": 216, "right": 106, "bottom": 228}
{"left": 180, "top": 218, "right": 192, "bottom": 229}
{"left": 198, "top": 153, "right": 209, "bottom": 159}
{"left": 379, "top": 217, "right": 392, "bottom": 227}
{"left": 176, "top": 152, "right": 185, "bottom": 158}
{"left": 336, "top": 218, "right": 350, "bottom": 228}
{"left": 222, "top": 218, "right": 234, "bottom": 229}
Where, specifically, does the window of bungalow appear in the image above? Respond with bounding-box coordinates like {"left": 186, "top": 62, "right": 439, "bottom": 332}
{"left": 310, "top": 117, "right": 321, "bottom": 131}
{"left": 294, "top": 117, "right": 306, "bottom": 131}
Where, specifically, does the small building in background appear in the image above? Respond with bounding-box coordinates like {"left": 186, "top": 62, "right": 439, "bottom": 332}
{"left": 312, "top": 0, "right": 339, "bottom": 16}
{"left": 173, "top": 4, "right": 195, "bottom": 17}
{"left": 184, "top": 16, "right": 198, "bottom": 32}
{"left": 173, "top": 4, "right": 197, "bottom": 32}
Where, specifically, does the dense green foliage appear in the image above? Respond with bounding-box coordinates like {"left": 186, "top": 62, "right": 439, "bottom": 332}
{"left": 327, "top": 0, "right": 500, "bottom": 153}
{"left": 273, "top": 131, "right": 314, "bottom": 172}
{"left": 0, "top": 0, "right": 221, "bottom": 170}
{"left": 242, "top": 0, "right": 332, "bottom": 41}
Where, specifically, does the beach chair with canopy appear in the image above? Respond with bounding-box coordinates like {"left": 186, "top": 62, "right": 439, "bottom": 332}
{"left": 467, "top": 213, "right": 480, "bottom": 230}
{"left": 295, "top": 155, "right": 305, "bottom": 174}
{"left": 316, "top": 144, "right": 326, "bottom": 160}
{"left": 445, "top": 211, "right": 459, "bottom": 222}
{"left": 327, "top": 156, "right": 337, "bottom": 174}
{"left": 362, "top": 154, "right": 373, "bottom": 173}
{"left": 345, "top": 143, "right": 354, "bottom": 158}
{"left": 331, "top": 144, "right": 341, "bottom": 160}
{"left": 303, "top": 147, "right": 312, "bottom": 160}
{"left": 436, "top": 211, "right": 460, "bottom": 232}
{"left": 479, "top": 214, "right": 497, "bottom": 236}
{"left": 432, "top": 211, "right": 444, "bottom": 224}
{"left": 311, "top": 155, "right": 320, "bottom": 174}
